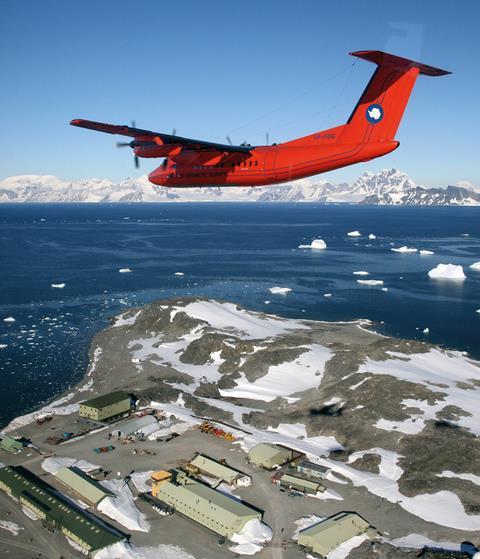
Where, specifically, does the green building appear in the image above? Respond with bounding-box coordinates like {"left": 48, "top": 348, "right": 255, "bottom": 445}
{"left": 0, "top": 436, "right": 23, "bottom": 454}
{"left": 298, "top": 512, "right": 372, "bottom": 557}
{"left": 188, "top": 454, "right": 251, "bottom": 486}
{"left": 79, "top": 391, "right": 132, "bottom": 421}
{"left": 152, "top": 469, "right": 261, "bottom": 538}
{"left": 0, "top": 465, "right": 125, "bottom": 554}
{"left": 279, "top": 473, "right": 324, "bottom": 494}
{"left": 54, "top": 466, "right": 116, "bottom": 507}
{"left": 248, "top": 443, "right": 296, "bottom": 470}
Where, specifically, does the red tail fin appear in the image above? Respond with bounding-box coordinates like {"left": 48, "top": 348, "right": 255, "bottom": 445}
{"left": 341, "top": 50, "right": 450, "bottom": 143}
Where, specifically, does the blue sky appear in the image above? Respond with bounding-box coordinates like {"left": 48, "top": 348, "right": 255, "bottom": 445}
{"left": 1, "top": 0, "right": 479, "bottom": 186}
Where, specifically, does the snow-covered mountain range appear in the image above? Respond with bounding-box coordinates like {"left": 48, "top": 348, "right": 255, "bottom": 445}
{"left": 0, "top": 169, "right": 478, "bottom": 205}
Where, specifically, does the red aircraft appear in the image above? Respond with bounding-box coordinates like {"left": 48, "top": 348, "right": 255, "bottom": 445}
{"left": 71, "top": 50, "right": 449, "bottom": 188}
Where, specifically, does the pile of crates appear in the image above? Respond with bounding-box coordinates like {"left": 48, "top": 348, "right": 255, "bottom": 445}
{"left": 199, "top": 421, "right": 235, "bottom": 441}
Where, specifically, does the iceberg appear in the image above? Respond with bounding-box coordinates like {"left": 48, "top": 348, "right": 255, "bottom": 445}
{"left": 51, "top": 283, "right": 66, "bottom": 289}
{"left": 298, "top": 238, "right": 327, "bottom": 250}
{"left": 428, "top": 264, "right": 466, "bottom": 280}
{"left": 419, "top": 250, "right": 434, "bottom": 255}
{"left": 3, "top": 316, "right": 15, "bottom": 323}
{"left": 0, "top": 344, "right": 8, "bottom": 349}
{"left": 347, "top": 230, "right": 361, "bottom": 237}
{"left": 323, "top": 293, "right": 332, "bottom": 297}
{"left": 118, "top": 268, "right": 132, "bottom": 273}
{"left": 368, "top": 233, "right": 377, "bottom": 240}
{"left": 174, "top": 272, "right": 185, "bottom": 276}
{"left": 391, "top": 246, "right": 417, "bottom": 253}
{"left": 353, "top": 271, "right": 369, "bottom": 276}
{"left": 423, "top": 328, "right": 430, "bottom": 334}
{"left": 268, "top": 287, "right": 292, "bottom": 295}
{"left": 357, "top": 279, "right": 384, "bottom": 286}
{"left": 470, "top": 261, "right": 480, "bottom": 270}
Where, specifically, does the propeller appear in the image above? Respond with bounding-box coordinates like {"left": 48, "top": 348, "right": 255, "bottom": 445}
{"left": 226, "top": 135, "right": 232, "bottom": 146}
{"left": 116, "top": 120, "right": 140, "bottom": 168}
{"left": 266, "top": 132, "right": 270, "bottom": 145}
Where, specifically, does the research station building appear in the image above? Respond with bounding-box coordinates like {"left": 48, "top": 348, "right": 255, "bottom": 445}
{"left": 187, "top": 454, "right": 251, "bottom": 486}
{"left": 0, "top": 465, "right": 125, "bottom": 554}
{"left": 298, "top": 512, "right": 373, "bottom": 557}
{"left": 54, "top": 466, "right": 116, "bottom": 507}
{"left": 297, "top": 459, "right": 331, "bottom": 480}
{"left": 79, "top": 391, "right": 132, "bottom": 422}
{"left": 248, "top": 443, "right": 298, "bottom": 470}
{"left": 151, "top": 469, "right": 261, "bottom": 537}
{"left": 279, "top": 472, "right": 324, "bottom": 495}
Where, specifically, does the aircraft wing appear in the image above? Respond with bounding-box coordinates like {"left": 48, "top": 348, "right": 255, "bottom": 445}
{"left": 70, "top": 119, "right": 253, "bottom": 154}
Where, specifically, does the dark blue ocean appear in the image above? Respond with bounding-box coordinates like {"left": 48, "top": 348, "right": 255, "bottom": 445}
{"left": 1, "top": 203, "right": 479, "bottom": 427}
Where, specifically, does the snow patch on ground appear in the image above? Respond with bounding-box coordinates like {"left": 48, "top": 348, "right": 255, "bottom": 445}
{"left": 0, "top": 521, "right": 23, "bottom": 535}
{"left": 113, "top": 310, "right": 141, "bottom": 328}
{"left": 436, "top": 470, "right": 480, "bottom": 486}
{"left": 292, "top": 515, "right": 325, "bottom": 540}
{"left": 130, "top": 471, "right": 154, "bottom": 493}
{"left": 96, "top": 542, "right": 197, "bottom": 559}
{"left": 98, "top": 479, "right": 150, "bottom": 532}
{"left": 229, "top": 518, "right": 273, "bottom": 555}
{"left": 220, "top": 344, "right": 332, "bottom": 402}
{"left": 327, "top": 534, "right": 369, "bottom": 559}
{"left": 41, "top": 456, "right": 99, "bottom": 475}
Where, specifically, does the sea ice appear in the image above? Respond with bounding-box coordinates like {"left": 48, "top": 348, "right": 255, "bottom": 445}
{"left": 423, "top": 328, "right": 429, "bottom": 334}
{"left": 298, "top": 238, "right": 327, "bottom": 250}
{"left": 391, "top": 246, "right": 417, "bottom": 253}
{"left": 324, "top": 293, "right": 332, "bottom": 297}
{"left": 353, "top": 271, "right": 369, "bottom": 276}
{"left": 419, "top": 250, "right": 434, "bottom": 255}
{"left": 51, "top": 283, "right": 66, "bottom": 289}
{"left": 357, "top": 279, "right": 383, "bottom": 286}
{"left": 470, "top": 261, "right": 480, "bottom": 270}
{"left": 174, "top": 272, "right": 185, "bottom": 276}
{"left": 0, "top": 344, "right": 7, "bottom": 349}
{"left": 428, "top": 263, "right": 466, "bottom": 280}
{"left": 347, "top": 230, "right": 361, "bottom": 237}
{"left": 119, "top": 268, "right": 132, "bottom": 273}
{"left": 368, "top": 233, "right": 376, "bottom": 239}
{"left": 268, "top": 286, "right": 292, "bottom": 295}
{"left": 3, "top": 316, "right": 15, "bottom": 323}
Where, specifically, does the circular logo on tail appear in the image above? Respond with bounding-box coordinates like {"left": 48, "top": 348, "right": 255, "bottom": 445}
{"left": 366, "top": 103, "right": 384, "bottom": 124}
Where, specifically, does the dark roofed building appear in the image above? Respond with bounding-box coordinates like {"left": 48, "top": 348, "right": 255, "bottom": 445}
{"left": 79, "top": 391, "right": 132, "bottom": 421}
{"left": 0, "top": 465, "right": 125, "bottom": 553}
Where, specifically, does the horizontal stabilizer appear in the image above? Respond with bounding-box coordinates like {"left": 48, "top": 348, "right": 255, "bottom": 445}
{"left": 350, "top": 50, "right": 451, "bottom": 76}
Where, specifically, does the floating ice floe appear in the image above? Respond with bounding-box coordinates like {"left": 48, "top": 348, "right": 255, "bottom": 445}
{"left": 391, "top": 246, "right": 417, "bottom": 253}
{"left": 357, "top": 279, "right": 384, "bottom": 286}
{"left": 419, "top": 250, "right": 434, "bottom": 255}
{"left": 298, "top": 238, "right": 327, "bottom": 250}
{"left": 353, "top": 271, "right": 369, "bottom": 276}
{"left": 347, "top": 230, "right": 361, "bottom": 237}
{"left": 174, "top": 272, "right": 185, "bottom": 276}
{"left": 118, "top": 268, "right": 132, "bottom": 273}
{"left": 324, "top": 293, "right": 332, "bottom": 297}
{"left": 423, "top": 328, "right": 429, "bottom": 334}
{"left": 368, "top": 233, "right": 376, "bottom": 239}
{"left": 428, "top": 263, "right": 466, "bottom": 280}
{"left": 268, "top": 286, "right": 292, "bottom": 295}
{"left": 0, "top": 344, "right": 7, "bottom": 349}
{"left": 470, "top": 261, "right": 480, "bottom": 270}
{"left": 381, "top": 287, "right": 388, "bottom": 291}
{"left": 3, "top": 316, "right": 15, "bottom": 323}
{"left": 51, "top": 283, "right": 66, "bottom": 289}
